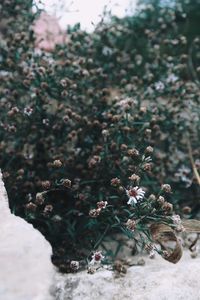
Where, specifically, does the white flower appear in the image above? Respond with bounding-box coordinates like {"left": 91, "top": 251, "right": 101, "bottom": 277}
{"left": 155, "top": 81, "right": 165, "bottom": 91}
{"left": 149, "top": 249, "right": 156, "bottom": 259}
{"left": 42, "top": 118, "right": 49, "bottom": 126}
{"left": 90, "top": 251, "right": 105, "bottom": 265}
{"left": 166, "top": 73, "right": 178, "bottom": 83}
{"left": 171, "top": 214, "right": 184, "bottom": 232}
{"left": 126, "top": 186, "right": 145, "bottom": 205}
{"left": 115, "top": 97, "right": 136, "bottom": 110}
{"left": 24, "top": 107, "right": 33, "bottom": 116}
{"left": 175, "top": 165, "right": 192, "bottom": 187}
{"left": 171, "top": 214, "right": 181, "bottom": 225}
{"left": 97, "top": 201, "right": 108, "bottom": 209}
{"left": 102, "top": 46, "right": 113, "bottom": 56}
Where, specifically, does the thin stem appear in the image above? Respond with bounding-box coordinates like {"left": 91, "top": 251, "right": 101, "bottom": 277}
{"left": 93, "top": 224, "right": 111, "bottom": 250}
{"left": 187, "top": 138, "right": 200, "bottom": 186}
{"left": 188, "top": 39, "right": 200, "bottom": 87}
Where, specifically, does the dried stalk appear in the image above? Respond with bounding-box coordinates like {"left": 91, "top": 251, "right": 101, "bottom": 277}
{"left": 186, "top": 138, "right": 200, "bottom": 186}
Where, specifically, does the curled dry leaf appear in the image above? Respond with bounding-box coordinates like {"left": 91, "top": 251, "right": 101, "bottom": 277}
{"left": 182, "top": 219, "right": 200, "bottom": 233}
{"left": 150, "top": 223, "right": 182, "bottom": 264}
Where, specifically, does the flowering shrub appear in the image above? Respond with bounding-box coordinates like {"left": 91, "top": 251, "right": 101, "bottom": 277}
{"left": 0, "top": 0, "right": 200, "bottom": 272}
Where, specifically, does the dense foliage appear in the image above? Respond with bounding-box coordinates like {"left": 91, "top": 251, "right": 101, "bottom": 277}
{"left": 0, "top": 0, "right": 199, "bottom": 272}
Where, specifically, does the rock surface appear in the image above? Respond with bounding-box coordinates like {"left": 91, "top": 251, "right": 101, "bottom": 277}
{"left": 0, "top": 171, "right": 54, "bottom": 300}
{"left": 55, "top": 251, "right": 200, "bottom": 300}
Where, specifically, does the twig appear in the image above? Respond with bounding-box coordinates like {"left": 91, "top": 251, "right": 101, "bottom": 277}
{"left": 187, "top": 138, "right": 200, "bottom": 186}
{"left": 188, "top": 39, "right": 200, "bottom": 88}
{"left": 189, "top": 233, "right": 199, "bottom": 252}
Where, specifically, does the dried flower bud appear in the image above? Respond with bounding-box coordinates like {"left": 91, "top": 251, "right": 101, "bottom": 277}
{"left": 128, "top": 174, "right": 140, "bottom": 183}
{"left": 145, "top": 129, "right": 152, "bottom": 136}
{"left": 140, "top": 106, "right": 147, "bottom": 113}
{"left": 41, "top": 82, "right": 48, "bottom": 89}
{"left": 89, "top": 208, "right": 101, "bottom": 218}
{"left": 87, "top": 266, "right": 96, "bottom": 274}
{"left": 162, "top": 250, "right": 170, "bottom": 259}
{"left": 149, "top": 194, "right": 156, "bottom": 201}
{"left": 88, "top": 156, "right": 101, "bottom": 168}
{"left": 113, "top": 260, "right": 127, "bottom": 274}
{"left": 120, "top": 144, "right": 128, "bottom": 151}
{"left": 182, "top": 206, "right": 191, "bottom": 214}
{"left": 41, "top": 180, "right": 51, "bottom": 189}
{"left": 17, "top": 169, "right": 24, "bottom": 176}
{"left": 70, "top": 260, "right": 80, "bottom": 271}
{"left": 161, "top": 184, "right": 172, "bottom": 193}
{"left": 125, "top": 219, "right": 136, "bottom": 231}
{"left": 111, "top": 178, "right": 121, "bottom": 186}
{"left": 162, "top": 202, "right": 173, "bottom": 213}
{"left": 2, "top": 172, "right": 10, "bottom": 179}
{"left": 53, "top": 160, "right": 62, "bottom": 168}
{"left": 145, "top": 146, "right": 154, "bottom": 154}
{"left": 143, "top": 163, "right": 152, "bottom": 171}
{"left": 157, "top": 196, "right": 165, "bottom": 205}
{"left": 118, "top": 186, "right": 124, "bottom": 193}
{"left": 127, "top": 148, "right": 139, "bottom": 157}
{"left": 110, "top": 142, "right": 117, "bottom": 151}
{"left": 102, "top": 129, "right": 109, "bottom": 137}
{"left": 43, "top": 204, "right": 53, "bottom": 214}
{"left": 25, "top": 202, "right": 37, "bottom": 213}
{"left": 62, "top": 179, "right": 71, "bottom": 188}
{"left": 171, "top": 214, "right": 181, "bottom": 225}
{"left": 112, "top": 115, "right": 120, "bottom": 122}
{"left": 35, "top": 192, "right": 45, "bottom": 205}
{"left": 52, "top": 215, "right": 62, "bottom": 222}
{"left": 97, "top": 201, "right": 108, "bottom": 209}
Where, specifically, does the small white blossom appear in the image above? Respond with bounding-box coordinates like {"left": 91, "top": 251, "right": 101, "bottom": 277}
{"left": 97, "top": 201, "right": 108, "bottom": 209}
{"left": 42, "top": 118, "right": 49, "bottom": 126}
{"left": 102, "top": 46, "right": 113, "bottom": 56}
{"left": 155, "top": 81, "right": 165, "bottom": 91}
{"left": 102, "top": 130, "right": 109, "bottom": 141}
{"left": 115, "top": 97, "right": 136, "bottom": 110}
{"left": 90, "top": 251, "right": 105, "bottom": 265}
{"left": 175, "top": 165, "right": 192, "bottom": 187}
{"left": 171, "top": 214, "right": 181, "bottom": 225}
{"left": 149, "top": 249, "right": 156, "bottom": 259}
{"left": 195, "top": 159, "right": 200, "bottom": 169}
{"left": 166, "top": 73, "right": 178, "bottom": 83}
{"left": 24, "top": 107, "right": 33, "bottom": 116}
{"left": 126, "top": 186, "right": 145, "bottom": 205}
{"left": 171, "top": 214, "right": 184, "bottom": 232}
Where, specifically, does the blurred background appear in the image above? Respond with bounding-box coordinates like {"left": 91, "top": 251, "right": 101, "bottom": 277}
{"left": 33, "top": 0, "right": 137, "bottom": 31}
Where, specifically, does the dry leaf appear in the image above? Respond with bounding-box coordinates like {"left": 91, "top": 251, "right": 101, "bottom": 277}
{"left": 150, "top": 223, "right": 182, "bottom": 264}
{"left": 182, "top": 219, "right": 200, "bottom": 233}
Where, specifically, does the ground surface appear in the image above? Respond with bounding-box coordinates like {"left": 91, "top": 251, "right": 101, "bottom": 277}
{"left": 55, "top": 251, "right": 200, "bottom": 300}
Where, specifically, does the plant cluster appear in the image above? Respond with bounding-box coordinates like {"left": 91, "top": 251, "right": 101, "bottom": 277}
{"left": 0, "top": 0, "right": 200, "bottom": 272}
